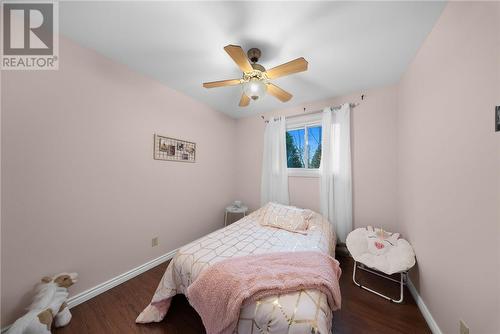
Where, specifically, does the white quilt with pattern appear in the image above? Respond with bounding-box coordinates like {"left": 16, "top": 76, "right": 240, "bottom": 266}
{"left": 140, "top": 208, "right": 337, "bottom": 334}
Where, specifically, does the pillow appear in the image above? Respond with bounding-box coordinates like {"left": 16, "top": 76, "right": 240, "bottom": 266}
{"left": 258, "top": 202, "right": 313, "bottom": 234}
{"left": 366, "top": 226, "right": 400, "bottom": 256}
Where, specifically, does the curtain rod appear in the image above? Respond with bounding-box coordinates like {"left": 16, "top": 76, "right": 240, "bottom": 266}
{"left": 263, "top": 102, "right": 360, "bottom": 123}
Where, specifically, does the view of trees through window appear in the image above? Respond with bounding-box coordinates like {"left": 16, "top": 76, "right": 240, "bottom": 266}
{"left": 286, "top": 125, "right": 322, "bottom": 168}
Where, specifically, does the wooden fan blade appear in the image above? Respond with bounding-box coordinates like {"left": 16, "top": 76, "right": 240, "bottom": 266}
{"left": 265, "top": 57, "right": 308, "bottom": 79}
{"left": 267, "top": 84, "right": 292, "bottom": 102}
{"left": 203, "top": 79, "right": 241, "bottom": 88}
{"left": 224, "top": 45, "right": 253, "bottom": 73}
{"left": 239, "top": 93, "right": 250, "bottom": 107}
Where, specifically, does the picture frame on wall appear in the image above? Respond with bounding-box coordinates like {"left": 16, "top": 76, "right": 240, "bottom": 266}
{"left": 167, "top": 145, "right": 176, "bottom": 156}
{"left": 159, "top": 138, "right": 168, "bottom": 152}
{"left": 154, "top": 134, "right": 196, "bottom": 162}
{"left": 496, "top": 106, "right": 500, "bottom": 132}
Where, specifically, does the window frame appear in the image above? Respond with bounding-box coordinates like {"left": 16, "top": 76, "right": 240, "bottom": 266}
{"left": 286, "top": 114, "right": 322, "bottom": 178}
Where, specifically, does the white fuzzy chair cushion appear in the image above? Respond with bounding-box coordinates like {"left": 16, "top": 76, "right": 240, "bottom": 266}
{"left": 346, "top": 227, "right": 416, "bottom": 275}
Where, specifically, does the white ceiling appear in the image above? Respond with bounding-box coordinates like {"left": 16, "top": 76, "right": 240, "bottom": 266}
{"left": 60, "top": 1, "right": 445, "bottom": 118}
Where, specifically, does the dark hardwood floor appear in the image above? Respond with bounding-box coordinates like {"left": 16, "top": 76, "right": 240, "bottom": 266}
{"left": 54, "top": 256, "right": 430, "bottom": 334}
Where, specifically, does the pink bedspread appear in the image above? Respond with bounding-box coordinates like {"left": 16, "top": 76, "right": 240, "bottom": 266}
{"left": 187, "top": 251, "right": 342, "bottom": 334}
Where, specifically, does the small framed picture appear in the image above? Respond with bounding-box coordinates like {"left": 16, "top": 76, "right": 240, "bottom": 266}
{"left": 182, "top": 153, "right": 189, "bottom": 160}
{"left": 159, "top": 138, "right": 168, "bottom": 152}
{"left": 167, "top": 145, "right": 176, "bottom": 156}
{"left": 177, "top": 142, "right": 185, "bottom": 151}
{"left": 496, "top": 106, "right": 500, "bottom": 132}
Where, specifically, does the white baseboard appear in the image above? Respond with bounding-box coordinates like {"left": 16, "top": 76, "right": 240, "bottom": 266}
{"left": 407, "top": 278, "right": 442, "bottom": 334}
{"left": 67, "top": 248, "right": 178, "bottom": 308}
{"left": 1, "top": 248, "right": 178, "bottom": 333}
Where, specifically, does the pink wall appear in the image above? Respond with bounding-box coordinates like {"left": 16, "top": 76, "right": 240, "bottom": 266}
{"left": 235, "top": 84, "right": 399, "bottom": 232}
{"left": 397, "top": 2, "right": 500, "bottom": 333}
{"left": 1, "top": 37, "right": 236, "bottom": 326}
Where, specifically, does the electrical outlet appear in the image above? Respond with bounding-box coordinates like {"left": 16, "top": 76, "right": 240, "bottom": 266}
{"left": 151, "top": 237, "right": 159, "bottom": 247}
{"left": 460, "top": 320, "right": 469, "bottom": 334}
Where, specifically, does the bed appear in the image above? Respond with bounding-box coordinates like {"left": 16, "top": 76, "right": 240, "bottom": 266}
{"left": 138, "top": 206, "right": 337, "bottom": 334}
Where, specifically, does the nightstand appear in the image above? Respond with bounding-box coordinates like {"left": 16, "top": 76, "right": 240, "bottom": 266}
{"left": 224, "top": 205, "right": 248, "bottom": 227}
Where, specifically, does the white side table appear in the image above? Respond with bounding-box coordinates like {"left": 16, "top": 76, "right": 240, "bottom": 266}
{"left": 224, "top": 205, "right": 248, "bottom": 227}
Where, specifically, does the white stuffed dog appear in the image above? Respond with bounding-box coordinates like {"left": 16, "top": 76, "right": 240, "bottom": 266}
{"left": 7, "top": 272, "right": 78, "bottom": 334}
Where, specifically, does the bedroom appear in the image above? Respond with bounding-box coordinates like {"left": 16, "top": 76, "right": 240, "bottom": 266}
{"left": 1, "top": 1, "right": 499, "bottom": 334}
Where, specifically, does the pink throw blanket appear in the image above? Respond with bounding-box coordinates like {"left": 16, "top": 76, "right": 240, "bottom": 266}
{"left": 187, "top": 251, "right": 342, "bottom": 334}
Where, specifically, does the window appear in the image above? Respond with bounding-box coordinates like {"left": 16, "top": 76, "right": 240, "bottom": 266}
{"left": 286, "top": 118, "right": 322, "bottom": 174}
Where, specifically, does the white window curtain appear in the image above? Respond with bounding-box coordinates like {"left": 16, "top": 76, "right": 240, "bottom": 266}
{"left": 261, "top": 117, "right": 289, "bottom": 206}
{"left": 320, "top": 104, "right": 352, "bottom": 242}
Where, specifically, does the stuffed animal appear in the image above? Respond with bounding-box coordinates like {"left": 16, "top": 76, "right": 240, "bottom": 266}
{"left": 6, "top": 272, "right": 78, "bottom": 334}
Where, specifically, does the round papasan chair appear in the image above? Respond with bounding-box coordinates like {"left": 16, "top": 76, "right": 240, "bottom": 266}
{"left": 346, "top": 226, "right": 416, "bottom": 303}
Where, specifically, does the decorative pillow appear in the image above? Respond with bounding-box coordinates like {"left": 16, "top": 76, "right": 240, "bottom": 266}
{"left": 366, "top": 226, "right": 400, "bottom": 255}
{"left": 258, "top": 202, "right": 313, "bottom": 234}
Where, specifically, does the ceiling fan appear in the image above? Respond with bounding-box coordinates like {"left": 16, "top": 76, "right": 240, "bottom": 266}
{"left": 203, "top": 45, "right": 308, "bottom": 107}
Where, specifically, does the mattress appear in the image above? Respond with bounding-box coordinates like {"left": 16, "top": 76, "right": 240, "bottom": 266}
{"left": 146, "top": 208, "right": 336, "bottom": 334}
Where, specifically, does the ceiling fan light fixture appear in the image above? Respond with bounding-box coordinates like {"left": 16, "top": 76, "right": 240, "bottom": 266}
{"left": 203, "top": 45, "right": 307, "bottom": 107}
{"left": 242, "top": 77, "right": 267, "bottom": 101}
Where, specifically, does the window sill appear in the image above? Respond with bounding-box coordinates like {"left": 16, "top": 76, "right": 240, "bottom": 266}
{"left": 287, "top": 169, "right": 320, "bottom": 178}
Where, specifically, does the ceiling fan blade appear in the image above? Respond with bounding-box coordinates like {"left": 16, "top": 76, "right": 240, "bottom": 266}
{"left": 265, "top": 57, "right": 308, "bottom": 79}
{"left": 224, "top": 45, "right": 253, "bottom": 73}
{"left": 203, "top": 79, "right": 241, "bottom": 89}
{"left": 267, "top": 84, "right": 293, "bottom": 102}
{"left": 239, "top": 93, "right": 250, "bottom": 107}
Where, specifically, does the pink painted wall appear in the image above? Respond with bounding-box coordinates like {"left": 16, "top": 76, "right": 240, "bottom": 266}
{"left": 235, "top": 84, "right": 399, "bottom": 232}
{"left": 397, "top": 2, "right": 500, "bottom": 333}
{"left": 1, "top": 37, "right": 236, "bottom": 326}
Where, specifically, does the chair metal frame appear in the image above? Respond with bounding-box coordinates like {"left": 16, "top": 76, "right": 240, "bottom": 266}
{"left": 352, "top": 261, "right": 407, "bottom": 303}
